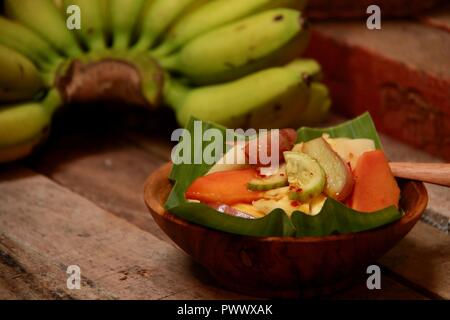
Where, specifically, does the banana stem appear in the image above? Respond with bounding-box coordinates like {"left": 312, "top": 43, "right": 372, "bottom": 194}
{"left": 39, "top": 72, "right": 55, "bottom": 88}
{"left": 164, "top": 78, "right": 189, "bottom": 112}
{"left": 66, "top": 46, "right": 84, "bottom": 59}
{"left": 39, "top": 57, "right": 65, "bottom": 87}
{"left": 112, "top": 34, "right": 130, "bottom": 50}
{"left": 42, "top": 89, "right": 63, "bottom": 115}
{"left": 159, "top": 54, "right": 179, "bottom": 70}
{"left": 133, "top": 35, "right": 156, "bottom": 52}
{"left": 152, "top": 41, "right": 174, "bottom": 58}
{"left": 88, "top": 37, "right": 107, "bottom": 52}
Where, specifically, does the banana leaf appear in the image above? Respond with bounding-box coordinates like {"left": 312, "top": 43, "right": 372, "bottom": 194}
{"left": 165, "top": 113, "right": 402, "bottom": 237}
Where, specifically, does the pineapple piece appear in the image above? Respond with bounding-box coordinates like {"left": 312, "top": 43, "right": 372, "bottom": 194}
{"left": 309, "top": 194, "right": 327, "bottom": 215}
{"left": 264, "top": 186, "right": 290, "bottom": 200}
{"left": 324, "top": 136, "right": 375, "bottom": 170}
{"left": 232, "top": 204, "right": 265, "bottom": 219}
{"left": 253, "top": 196, "right": 310, "bottom": 217}
{"left": 291, "top": 143, "right": 304, "bottom": 153}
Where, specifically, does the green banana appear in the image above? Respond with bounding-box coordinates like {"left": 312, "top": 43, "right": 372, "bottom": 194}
{"left": 52, "top": 0, "right": 64, "bottom": 9}
{"left": 160, "top": 8, "right": 309, "bottom": 85}
{"left": 0, "top": 89, "right": 61, "bottom": 164}
{"left": 134, "top": 0, "right": 196, "bottom": 51}
{"left": 154, "top": 0, "right": 307, "bottom": 57}
{"left": 286, "top": 58, "right": 322, "bottom": 81}
{"left": 111, "top": 0, "right": 146, "bottom": 50}
{"left": 5, "top": 0, "right": 82, "bottom": 58}
{"left": 63, "top": 0, "right": 106, "bottom": 51}
{"left": 165, "top": 59, "right": 326, "bottom": 128}
{"left": 0, "top": 45, "right": 44, "bottom": 103}
{"left": 0, "top": 0, "right": 331, "bottom": 164}
{"left": 0, "top": 17, "right": 62, "bottom": 70}
{"left": 178, "top": 0, "right": 211, "bottom": 16}
{"left": 296, "top": 82, "right": 332, "bottom": 126}
{"left": 99, "top": 0, "right": 111, "bottom": 45}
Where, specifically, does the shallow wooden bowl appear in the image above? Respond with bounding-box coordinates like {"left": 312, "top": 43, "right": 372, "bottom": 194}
{"left": 144, "top": 163, "right": 428, "bottom": 298}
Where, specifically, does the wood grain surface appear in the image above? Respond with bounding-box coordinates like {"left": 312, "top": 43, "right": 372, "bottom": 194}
{"left": 0, "top": 110, "right": 448, "bottom": 299}
{"left": 0, "top": 167, "right": 247, "bottom": 300}
{"left": 145, "top": 163, "right": 428, "bottom": 298}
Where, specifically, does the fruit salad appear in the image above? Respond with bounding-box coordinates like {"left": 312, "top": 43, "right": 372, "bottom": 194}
{"left": 185, "top": 130, "right": 400, "bottom": 220}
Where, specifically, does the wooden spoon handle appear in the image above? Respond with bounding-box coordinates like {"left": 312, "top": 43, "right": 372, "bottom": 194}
{"left": 389, "top": 162, "right": 450, "bottom": 187}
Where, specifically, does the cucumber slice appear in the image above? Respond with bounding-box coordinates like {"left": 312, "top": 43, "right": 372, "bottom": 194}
{"left": 284, "top": 151, "right": 326, "bottom": 202}
{"left": 248, "top": 169, "right": 288, "bottom": 191}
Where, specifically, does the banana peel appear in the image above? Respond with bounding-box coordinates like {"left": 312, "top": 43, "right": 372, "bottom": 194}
{"left": 160, "top": 9, "right": 310, "bottom": 85}
{"left": 0, "top": 44, "right": 45, "bottom": 103}
{"left": 0, "top": 89, "right": 61, "bottom": 164}
{"left": 166, "top": 59, "right": 328, "bottom": 129}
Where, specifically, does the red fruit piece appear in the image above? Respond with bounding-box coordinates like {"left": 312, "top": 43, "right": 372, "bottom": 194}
{"left": 244, "top": 128, "right": 297, "bottom": 166}
{"left": 185, "top": 168, "right": 263, "bottom": 205}
{"left": 350, "top": 150, "right": 400, "bottom": 212}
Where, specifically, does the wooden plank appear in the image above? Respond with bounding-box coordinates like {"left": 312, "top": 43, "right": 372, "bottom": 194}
{"left": 25, "top": 110, "right": 441, "bottom": 299}
{"left": 3, "top": 166, "right": 420, "bottom": 300}
{"left": 162, "top": 274, "right": 428, "bottom": 300}
{"left": 29, "top": 107, "right": 175, "bottom": 242}
{"left": 28, "top": 120, "right": 447, "bottom": 299}
{"left": 0, "top": 167, "right": 430, "bottom": 299}
{"left": 381, "top": 134, "right": 450, "bottom": 226}
{"left": 29, "top": 132, "right": 172, "bottom": 243}
{"left": 0, "top": 261, "right": 49, "bottom": 300}
{"left": 331, "top": 276, "right": 427, "bottom": 300}
{"left": 380, "top": 222, "right": 450, "bottom": 299}
{"left": 305, "top": 21, "right": 450, "bottom": 161}
{"left": 0, "top": 167, "right": 247, "bottom": 299}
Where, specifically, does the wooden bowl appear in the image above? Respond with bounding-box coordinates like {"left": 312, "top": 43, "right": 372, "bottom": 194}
{"left": 144, "top": 163, "right": 428, "bottom": 298}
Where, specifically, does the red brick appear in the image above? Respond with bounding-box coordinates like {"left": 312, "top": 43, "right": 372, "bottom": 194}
{"left": 305, "top": 21, "right": 450, "bottom": 160}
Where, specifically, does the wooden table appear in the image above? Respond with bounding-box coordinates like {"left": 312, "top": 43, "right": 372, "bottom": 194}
{"left": 0, "top": 108, "right": 449, "bottom": 300}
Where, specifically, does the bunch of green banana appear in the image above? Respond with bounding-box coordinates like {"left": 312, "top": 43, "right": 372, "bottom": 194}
{"left": 110, "top": 0, "right": 146, "bottom": 49}
{"left": 0, "top": 17, "right": 62, "bottom": 72}
{"left": 5, "top": 0, "right": 82, "bottom": 57}
{"left": 0, "top": 0, "right": 331, "bottom": 164}
{"left": 134, "top": 0, "right": 197, "bottom": 51}
{"left": 152, "top": 0, "right": 307, "bottom": 57}
{"left": 160, "top": 8, "right": 310, "bottom": 84}
{"left": 62, "top": 0, "right": 106, "bottom": 51}
{"left": 0, "top": 44, "right": 44, "bottom": 102}
{"left": 165, "top": 59, "right": 329, "bottom": 128}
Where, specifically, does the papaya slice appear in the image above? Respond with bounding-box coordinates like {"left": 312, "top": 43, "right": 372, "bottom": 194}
{"left": 350, "top": 150, "right": 400, "bottom": 212}
{"left": 185, "top": 168, "right": 263, "bottom": 205}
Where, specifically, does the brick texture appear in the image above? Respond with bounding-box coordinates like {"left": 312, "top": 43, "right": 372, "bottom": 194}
{"left": 305, "top": 20, "right": 450, "bottom": 160}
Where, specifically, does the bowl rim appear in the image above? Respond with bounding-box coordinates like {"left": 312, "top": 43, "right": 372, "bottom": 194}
{"left": 144, "top": 162, "right": 428, "bottom": 243}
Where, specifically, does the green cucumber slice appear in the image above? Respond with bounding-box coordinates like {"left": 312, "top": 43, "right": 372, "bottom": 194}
{"left": 284, "top": 151, "right": 326, "bottom": 202}
{"left": 248, "top": 169, "right": 288, "bottom": 191}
